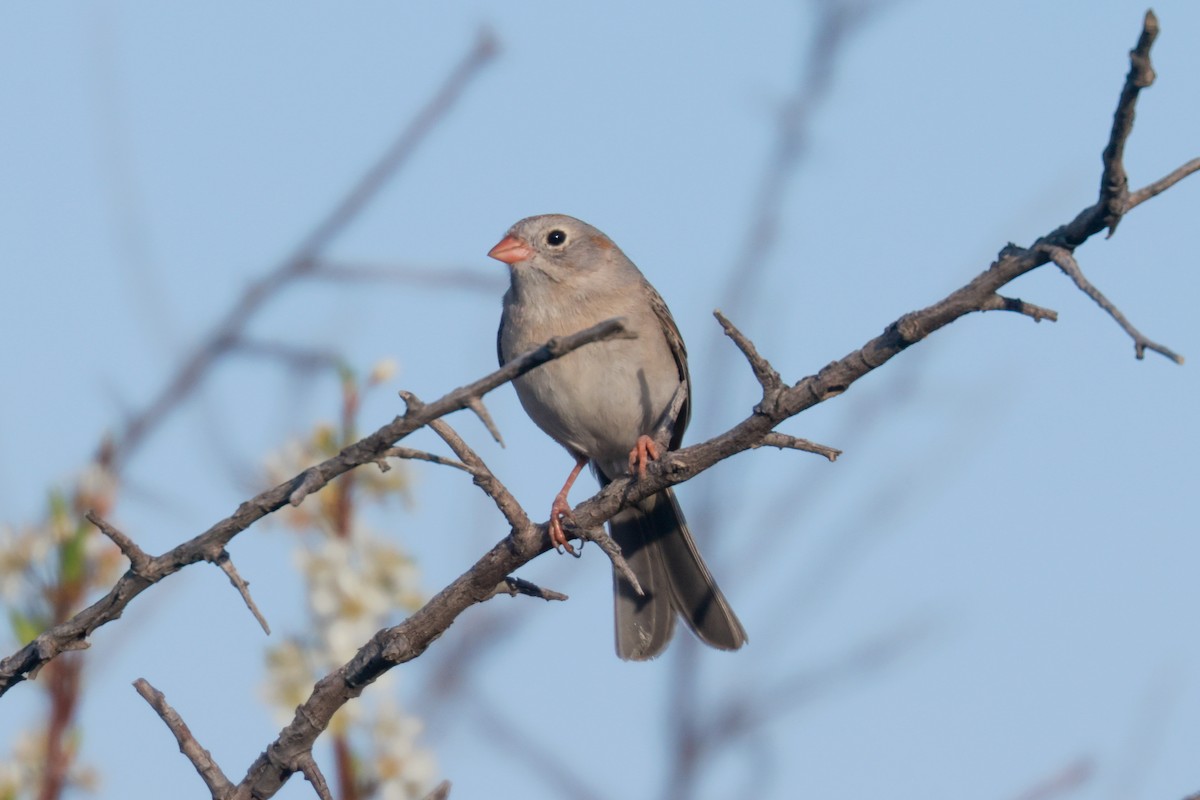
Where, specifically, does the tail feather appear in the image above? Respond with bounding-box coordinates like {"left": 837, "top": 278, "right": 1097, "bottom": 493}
{"left": 609, "top": 487, "right": 747, "bottom": 660}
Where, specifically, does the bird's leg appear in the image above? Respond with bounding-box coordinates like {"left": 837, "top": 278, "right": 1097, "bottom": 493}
{"left": 627, "top": 435, "right": 661, "bottom": 480}
{"left": 549, "top": 455, "right": 588, "bottom": 555}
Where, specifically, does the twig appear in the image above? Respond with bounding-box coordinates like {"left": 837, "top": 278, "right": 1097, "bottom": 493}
{"left": 426, "top": 417, "right": 531, "bottom": 534}
{"left": 295, "top": 753, "right": 334, "bottom": 800}
{"left": 1126, "top": 157, "right": 1200, "bottom": 209}
{"left": 134, "top": 678, "right": 233, "bottom": 798}
{"left": 484, "top": 576, "right": 569, "bottom": 602}
{"left": 212, "top": 550, "right": 270, "bottom": 635}
{"left": 979, "top": 294, "right": 1059, "bottom": 322}
{"left": 466, "top": 396, "right": 505, "bottom": 447}
{"left": 84, "top": 510, "right": 151, "bottom": 575}
{"left": 714, "top": 310, "right": 783, "bottom": 393}
{"left": 575, "top": 526, "right": 644, "bottom": 597}
{"left": 380, "top": 447, "right": 470, "bottom": 473}
{"left": 1042, "top": 245, "right": 1183, "bottom": 363}
{"left": 752, "top": 432, "right": 841, "bottom": 462}
{"left": 1100, "top": 10, "right": 1158, "bottom": 235}
{"left": 431, "top": 400, "right": 644, "bottom": 591}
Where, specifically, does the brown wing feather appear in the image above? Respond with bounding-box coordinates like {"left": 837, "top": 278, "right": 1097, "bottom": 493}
{"left": 642, "top": 279, "right": 691, "bottom": 448}
{"left": 496, "top": 305, "right": 509, "bottom": 368}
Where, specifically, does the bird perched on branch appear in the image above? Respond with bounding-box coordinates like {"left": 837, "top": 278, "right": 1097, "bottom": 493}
{"left": 490, "top": 214, "right": 747, "bottom": 660}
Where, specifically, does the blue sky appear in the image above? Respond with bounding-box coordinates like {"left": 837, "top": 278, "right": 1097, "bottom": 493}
{"left": 2, "top": 2, "right": 1198, "bottom": 799}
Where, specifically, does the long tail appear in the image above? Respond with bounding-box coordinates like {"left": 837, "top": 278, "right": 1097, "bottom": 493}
{"left": 608, "top": 487, "right": 747, "bottom": 660}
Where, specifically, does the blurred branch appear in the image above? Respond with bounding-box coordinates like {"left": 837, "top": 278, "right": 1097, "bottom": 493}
{"left": 311, "top": 259, "right": 506, "bottom": 294}
{"left": 466, "top": 689, "right": 606, "bottom": 800}
{"left": 100, "top": 28, "right": 499, "bottom": 473}
{"left": 1011, "top": 759, "right": 1092, "bottom": 800}
{"left": 664, "top": 616, "right": 933, "bottom": 800}
{"left": 715, "top": 0, "right": 884, "bottom": 328}
{"left": 229, "top": 339, "right": 344, "bottom": 374}
{"left": 727, "top": 616, "right": 935, "bottom": 734}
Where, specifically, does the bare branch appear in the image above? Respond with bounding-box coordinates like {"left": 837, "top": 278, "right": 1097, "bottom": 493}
{"left": 427, "top": 409, "right": 646, "bottom": 589}
{"left": 752, "top": 432, "right": 841, "bottom": 462}
{"left": 295, "top": 753, "right": 334, "bottom": 800}
{"left": 1100, "top": 10, "right": 1158, "bottom": 235}
{"left": 426, "top": 417, "right": 531, "bottom": 534}
{"left": 134, "top": 678, "right": 234, "bottom": 799}
{"left": 484, "top": 576, "right": 569, "bottom": 603}
{"left": 1042, "top": 245, "right": 1183, "bottom": 363}
{"left": 714, "top": 310, "right": 783, "bottom": 393}
{"left": 979, "top": 294, "right": 1059, "bottom": 323}
{"left": 575, "top": 525, "right": 644, "bottom": 597}
{"left": 466, "top": 396, "right": 505, "bottom": 447}
{"left": 1127, "top": 157, "right": 1200, "bottom": 209}
{"left": 381, "top": 447, "right": 470, "bottom": 473}
{"left": 212, "top": 550, "right": 270, "bottom": 635}
{"left": 84, "top": 510, "right": 152, "bottom": 575}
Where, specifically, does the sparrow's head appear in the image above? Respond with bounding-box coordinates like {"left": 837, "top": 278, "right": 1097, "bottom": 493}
{"left": 488, "top": 214, "right": 630, "bottom": 285}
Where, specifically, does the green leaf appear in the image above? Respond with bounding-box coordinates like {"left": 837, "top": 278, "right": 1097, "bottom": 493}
{"left": 8, "top": 608, "right": 42, "bottom": 646}
{"left": 59, "top": 525, "right": 88, "bottom": 585}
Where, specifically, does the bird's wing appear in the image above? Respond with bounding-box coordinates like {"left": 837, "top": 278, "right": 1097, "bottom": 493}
{"left": 643, "top": 279, "right": 691, "bottom": 447}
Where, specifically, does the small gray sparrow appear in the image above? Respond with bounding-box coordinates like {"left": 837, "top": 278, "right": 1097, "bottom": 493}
{"left": 490, "top": 214, "right": 747, "bottom": 660}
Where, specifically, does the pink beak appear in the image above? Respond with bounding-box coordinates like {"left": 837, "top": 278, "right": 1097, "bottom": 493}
{"left": 488, "top": 235, "right": 533, "bottom": 265}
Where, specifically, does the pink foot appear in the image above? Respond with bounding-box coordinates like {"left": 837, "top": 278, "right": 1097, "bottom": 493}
{"left": 627, "top": 435, "right": 661, "bottom": 480}
{"left": 547, "top": 455, "right": 588, "bottom": 555}
{"left": 548, "top": 492, "right": 577, "bottom": 555}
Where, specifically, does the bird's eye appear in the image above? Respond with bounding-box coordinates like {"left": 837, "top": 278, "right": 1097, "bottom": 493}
{"left": 546, "top": 230, "right": 566, "bottom": 246}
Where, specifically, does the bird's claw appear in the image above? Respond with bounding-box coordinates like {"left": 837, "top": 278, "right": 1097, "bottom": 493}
{"left": 628, "top": 435, "right": 660, "bottom": 480}
{"left": 549, "top": 495, "right": 579, "bottom": 556}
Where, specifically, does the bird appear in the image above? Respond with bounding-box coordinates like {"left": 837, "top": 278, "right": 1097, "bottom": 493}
{"left": 490, "top": 213, "right": 747, "bottom": 660}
